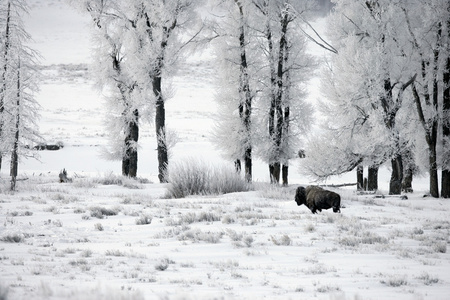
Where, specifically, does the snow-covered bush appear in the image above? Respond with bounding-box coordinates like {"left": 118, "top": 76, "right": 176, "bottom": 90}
{"left": 135, "top": 214, "right": 152, "bottom": 225}
{"left": 165, "top": 159, "right": 250, "bottom": 198}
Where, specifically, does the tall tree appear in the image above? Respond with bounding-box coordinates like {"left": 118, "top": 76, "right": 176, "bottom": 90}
{"left": 0, "top": 0, "right": 40, "bottom": 189}
{"left": 442, "top": 10, "right": 450, "bottom": 198}
{"left": 79, "top": 0, "right": 200, "bottom": 181}
{"left": 253, "top": 0, "right": 314, "bottom": 185}
{"left": 234, "top": 0, "right": 253, "bottom": 182}
{"left": 303, "top": 0, "right": 416, "bottom": 195}
{"left": 403, "top": 0, "right": 449, "bottom": 197}
{"left": 83, "top": 0, "right": 143, "bottom": 178}
{"left": 0, "top": 1, "right": 12, "bottom": 172}
{"left": 212, "top": 0, "right": 256, "bottom": 182}
{"left": 120, "top": 0, "right": 200, "bottom": 183}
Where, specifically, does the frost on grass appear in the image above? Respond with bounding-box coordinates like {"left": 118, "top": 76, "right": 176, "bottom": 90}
{"left": 381, "top": 274, "right": 408, "bottom": 287}
{"left": 432, "top": 242, "right": 447, "bottom": 253}
{"left": 155, "top": 257, "right": 175, "bottom": 271}
{"left": 271, "top": 234, "right": 292, "bottom": 246}
{"left": 94, "top": 223, "right": 104, "bottom": 231}
{"left": 165, "top": 211, "right": 221, "bottom": 226}
{"left": 1, "top": 232, "right": 32, "bottom": 243}
{"left": 417, "top": 272, "right": 439, "bottom": 285}
{"left": 165, "top": 159, "right": 250, "bottom": 198}
{"left": 92, "top": 173, "right": 149, "bottom": 189}
{"left": 89, "top": 206, "right": 120, "bottom": 219}
{"left": 178, "top": 229, "right": 223, "bottom": 244}
{"left": 135, "top": 214, "right": 152, "bottom": 225}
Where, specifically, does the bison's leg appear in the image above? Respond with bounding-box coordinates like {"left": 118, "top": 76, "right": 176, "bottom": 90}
{"left": 333, "top": 207, "right": 340, "bottom": 213}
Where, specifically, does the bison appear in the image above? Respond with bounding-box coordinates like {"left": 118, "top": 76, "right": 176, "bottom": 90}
{"left": 294, "top": 185, "right": 341, "bottom": 214}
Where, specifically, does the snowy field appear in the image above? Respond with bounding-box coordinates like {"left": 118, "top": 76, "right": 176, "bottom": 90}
{"left": 0, "top": 1, "right": 449, "bottom": 299}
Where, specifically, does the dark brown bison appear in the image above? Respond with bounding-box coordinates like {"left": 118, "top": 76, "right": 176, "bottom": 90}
{"left": 294, "top": 185, "right": 341, "bottom": 214}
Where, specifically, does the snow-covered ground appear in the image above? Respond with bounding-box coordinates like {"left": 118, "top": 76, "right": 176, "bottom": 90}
{"left": 0, "top": 1, "right": 449, "bottom": 299}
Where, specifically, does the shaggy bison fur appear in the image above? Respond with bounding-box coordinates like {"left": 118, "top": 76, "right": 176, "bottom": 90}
{"left": 295, "top": 185, "right": 341, "bottom": 214}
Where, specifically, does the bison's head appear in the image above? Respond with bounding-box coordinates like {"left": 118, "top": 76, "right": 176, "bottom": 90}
{"left": 294, "top": 186, "right": 307, "bottom": 206}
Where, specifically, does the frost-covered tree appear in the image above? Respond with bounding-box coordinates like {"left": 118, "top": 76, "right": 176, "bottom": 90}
{"left": 212, "top": 0, "right": 314, "bottom": 185}
{"left": 443, "top": 12, "right": 450, "bottom": 198}
{"left": 77, "top": 0, "right": 200, "bottom": 181}
{"left": 303, "top": 0, "right": 417, "bottom": 195}
{"left": 127, "top": 0, "right": 200, "bottom": 183}
{"left": 402, "top": 0, "right": 450, "bottom": 198}
{"left": 211, "top": 0, "right": 256, "bottom": 182}
{"left": 0, "top": 0, "right": 40, "bottom": 190}
{"left": 252, "top": 0, "right": 315, "bottom": 185}
{"left": 303, "top": 0, "right": 450, "bottom": 197}
{"left": 82, "top": 0, "right": 146, "bottom": 178}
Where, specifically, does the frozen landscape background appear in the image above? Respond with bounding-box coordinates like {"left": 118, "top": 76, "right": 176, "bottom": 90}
{"left": 0, "top": 1, "right": 449, "bottom": 299}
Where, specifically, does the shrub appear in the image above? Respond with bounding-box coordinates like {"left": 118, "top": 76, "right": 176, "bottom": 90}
{"left": 381, "top": 275, "right": 408, "bottom": 287}
{"left": 92, "top": 172, "right": 150, "bottom": 189}
{"left": 417, "top": 272, "right": 439, "bottom": 285}
{"left": 1, "top": 232, "right": 29, "bottom": 243}
{"left": 89, "top": 206, "right": 119, "bottom": 219}
{"left": 433, "top": 242, "right": 447, "bottom": 253}
{"left": 155, "top": 257, "right": 175, "bottom": 271}
{"left": 271, "top": 234, "right": 292, "bottom": 246}
{"left": 135, "top": 214, "right": 152, "bottom": 225}
{"left": 94, "top": 223, "right": 104, "bottom": 231}
{"left": 178, "top": 229, "right": 223, "bottom": 244}
{"left": 165, "top": 159, "right": 250, "bottom": 198}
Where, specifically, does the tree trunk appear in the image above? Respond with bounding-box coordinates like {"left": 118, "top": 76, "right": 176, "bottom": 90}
{"left": 402, "top": 169, "right": 413, "bottom": 193}
{"left": 428, "top": 28, "right": 441, "bottom": 198}
{"left": 389, "top": 156, "right": 403, "bottom": 195}
{"left": 270, "top": 163, "right": 280, "bottom": 184}
{"left": 270, "top": 13, "right": 289, "bottom": 184}
{"left": 0, "top": 2, "right": 12, "bottom": 173}
{"left": 122, "top": 109, "right": 139, "bottom": 178}
{"left": 153, "top": 76, "right": 168, "bottom": 183}
{"left": 368, "top": 166, "right": 378, "bottom": 191}
{"left": 357, "top": 165, "right": 364, "bottom": 191}
{"left": 282, "top": 164, "right": 288, "bottom": 186}
{"left": 441, "top": 24, "right": 450, "bottom": 198}
{"left": 265, "top": 13, "right": 277, "bottom": 184}
{"left": 235, "top": 159, "right": 241, "bottom": 174}
{"left": 429, "top": 146, "right": 439, "bottom": 197}
{"left": 235, "top": 0, "right": 252, "bottom": 182}
{"left": 10, "top": 60, "right": 20, "bottom": 191}
{"left": 412, "top": 80, "right": 439, "bottom": 197}
{"left": 443, "top": 171, "right": 450, "bottom": 199}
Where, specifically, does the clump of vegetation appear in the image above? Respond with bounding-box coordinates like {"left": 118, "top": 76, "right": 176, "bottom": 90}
{"left": 135, "top": 214, "right": 152, "bottom": 225}
{"left": 94, "top": 223, "right": 104, "bottom": 231}
{"left": 381, "top": 275, "right": 408, "bottom": 287}
{"left": 1, "top": 233, "right": 25, "bottom": 243}
{"left": 89, "top": 206, "right": 119, "bottom": 219}
{"left": 165, "top": 159, "right": 251, "bottom": 198}
{"left": 92, "top": 172, "right": 150, "bottom": 189}
{"left": 154, "top": 257, "right": 175, "bottom": 271}
{"left": 271, "top": 234, "right": 292, "bottom": 246}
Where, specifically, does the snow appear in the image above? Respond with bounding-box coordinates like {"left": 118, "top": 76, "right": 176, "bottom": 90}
{"left": 0, "top": 1, "right": 449, "bottom": 300}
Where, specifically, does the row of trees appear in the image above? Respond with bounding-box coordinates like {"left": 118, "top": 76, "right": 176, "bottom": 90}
{"left": 2, "top": 0, "right": 448, "bottom": 198}
{"left": 73, "top": 0, "right": 317, "bottom": 185}
{"left": 212, "top": 0, "right": 316, "bottom": 185}
{"left": 73, "top": 0, "right": 203, "bottom": 183}
{"left": 302, "top": 0, "right": 450, "bottom": 197}
{"left": 0, "top": 0, "right": 40, "bottom": 191}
